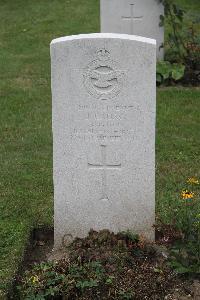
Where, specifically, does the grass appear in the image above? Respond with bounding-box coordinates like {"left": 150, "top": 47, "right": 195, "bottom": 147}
{"left": 0, "top": 0, "right": 99, "bottom": 295}
{"left": 0, "top": 0, "right": 200, "bottom": 296}
{"left": 176, "top": 0, "right": 200, "bottom": 12}
{"left": 156, "top": 88, "right": 200, "bottom": 223}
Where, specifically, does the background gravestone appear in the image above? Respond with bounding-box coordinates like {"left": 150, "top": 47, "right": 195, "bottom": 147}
{"left": 51, "top": 33, "right": 156, "bottom": 248}
{"left": 101, "top": 0, "right": 164, "bottom": 60}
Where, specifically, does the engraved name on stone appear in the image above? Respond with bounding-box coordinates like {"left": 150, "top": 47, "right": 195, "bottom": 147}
{"left": 69, "top": 101, "right": 137, "bottom": 142}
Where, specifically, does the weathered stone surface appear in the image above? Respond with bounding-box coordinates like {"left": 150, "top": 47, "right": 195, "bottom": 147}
{"left": 51, "top": 33, "right": 156, "bottom": 249}
{"left": 100, "top": 0, "right": 164, "bottom": 60}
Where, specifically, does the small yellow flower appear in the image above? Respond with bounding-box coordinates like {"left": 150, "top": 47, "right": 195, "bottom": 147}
{"left": 181, "top": 189, "right": 194, "bottom": 199}
{"left": 187, "top": 177, "right": 199, "bottom": 185}
{"left": 31, "top": 275, "right": 39, "bottom": 284}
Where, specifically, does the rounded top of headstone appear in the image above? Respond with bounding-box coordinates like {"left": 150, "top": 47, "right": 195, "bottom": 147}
{"left": 50, "top": 33, "right": 156, "bottom": 46}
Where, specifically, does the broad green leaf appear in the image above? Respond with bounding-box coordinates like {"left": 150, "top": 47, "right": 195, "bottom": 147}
{"left": 171, "top": 63, "right": 185, "bottom": 80}
{"left": 157, "top": 61, "right": 172, "bottom": 80}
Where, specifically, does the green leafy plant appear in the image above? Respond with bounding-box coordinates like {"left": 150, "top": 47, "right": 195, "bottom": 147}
{"left": 105, "top": 275, "right": 115, "bottom": 285}
{"left": 118, "top": 289, "right": 134, "bottom": 299}
{"left": 76, "top": 279, "right": 98, "bottom": 290}
{"left": 159, "top": 0, "right": 200, "bottom": 85}
{"left": 169, "top": 240, "right": 200, "bottom": 274}
{"left": 156, "top": 61, "right": 185, "bottom": 84}
{"left": 17, "top": 262, "right": 66, "bottom": 299}
{"left": 17, "top": 259, "right": 110, "bottom": 299}
{"left": 120, "top": 230, "right": 139, "bottom": 243}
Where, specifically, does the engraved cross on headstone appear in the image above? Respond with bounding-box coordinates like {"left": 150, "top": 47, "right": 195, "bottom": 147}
{"left": 88, "top": 145, "right": 121, "bottom": 201}
{"left": 121, "top": 3, "right": 143, "bottom": 34}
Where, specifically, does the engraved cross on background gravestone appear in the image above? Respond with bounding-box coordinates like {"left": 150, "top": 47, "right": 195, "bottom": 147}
{"left": 121, "top": 3, "right": 143, "bottom": 34}
{"left": 88, "top": 145, "right": 121, "bottom": 201}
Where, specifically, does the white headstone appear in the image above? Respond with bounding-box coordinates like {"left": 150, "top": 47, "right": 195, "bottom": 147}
{"left": 100, "top": 0, "right": 164, "bottom": 60}
{"left": 51, "top": 33, "right": 156, "bottom": 248}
